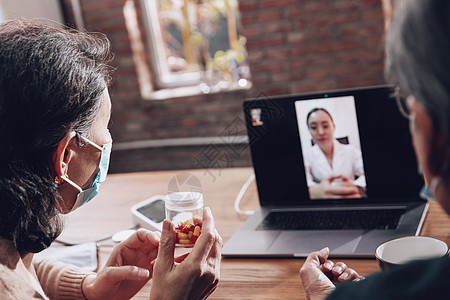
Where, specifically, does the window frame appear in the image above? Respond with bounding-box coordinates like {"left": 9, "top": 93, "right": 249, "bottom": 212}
{"left": 139, "top": 0, "right": 251, "bottom": 95}
{"left": 139, "top": 0, "right": 203, "bottom": 89}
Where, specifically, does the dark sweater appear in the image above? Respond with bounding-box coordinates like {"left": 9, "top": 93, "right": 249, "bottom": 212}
{"left": 327, "top": 256, "right": 450, "bottom": 300}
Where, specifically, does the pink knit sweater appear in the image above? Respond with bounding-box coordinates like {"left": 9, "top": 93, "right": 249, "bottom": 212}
{"left": 0, "top": 238, "right": 91, "bottom": 299}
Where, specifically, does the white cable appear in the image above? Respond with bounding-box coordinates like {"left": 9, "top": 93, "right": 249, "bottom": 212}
{"left": 234, "top": 173, "right": 256, "bottom": 215}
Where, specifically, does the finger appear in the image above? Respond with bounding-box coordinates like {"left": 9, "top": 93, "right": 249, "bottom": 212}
{"left": 338, "top": 176, "right": 352, "bottom": 182}
{"left": 328, "top": 186, "right": 360, "bottom": 196}
{"left": 101, "top": 266, "right": 150, "bottom": 283}
{"left": 123, "top": 228, "right": 160, "bottom": 249}
{"left": 300, "top": 247, "right": 331, "bottom": 283}
{"left": 321, "top": 259, "right": 334, "bottom": 272}
{"left": 337, "top": 268, "right": 360, "bottom": 282}
{"left": 155, "top": 219, "right": 176, "bottom": 270}
{"left": 174, "top": 252, "right": 190, "bottom": 263}
{"left": 199, "top": 279, "right": 219, "bottom": 300}
{"left": 188, "top": 207, "right": 216, "bottom": 262}
{"left": 206, "top": 228, "right": 223, "bottom": 280}
{"left": 353, "top": 276, "right": 366, "bottom": 282}
{"left": 206, "top": 227, "right": 223, "bottom": 265}
{"left": 331, "top": 262, "right": 347, "bottom": 276}
{"left": 327, "top": 174, "right": 344, "bottom": 181}
{"left": 304, "top": 247, "right": 330, "bottom": 268}
{"left": 336, "top": 180, "right": 356, "bottom": 188}
{"left": 340, "top": 190, "right": 362, "bottom": 198}
{"left": 137, "top": 228, "right": 160, "bottom": 245}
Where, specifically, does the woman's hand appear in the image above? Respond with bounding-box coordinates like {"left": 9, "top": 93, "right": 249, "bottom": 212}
{"left": 82, "top": 229, "right": 160, "bottom": 300}
{"left": 150, "top": 207, "right": 223, "bottom": 300}
{"left": 311, "top": 175, "right": 362, "bottom": 199}
{"left": 300, "top": 247, "right": 363, "bottom": 300}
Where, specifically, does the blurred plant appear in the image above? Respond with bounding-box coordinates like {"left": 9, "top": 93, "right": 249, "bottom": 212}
{"left": 156, "top": 0, "right": 249, "bottom": 87}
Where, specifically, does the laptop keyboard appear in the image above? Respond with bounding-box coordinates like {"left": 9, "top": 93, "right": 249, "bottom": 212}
{"left": 256, "top": 209, "right": 405, "bottom": 231}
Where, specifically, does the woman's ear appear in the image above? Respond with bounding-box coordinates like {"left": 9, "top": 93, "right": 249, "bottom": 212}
{"left": 53, "top": 131, "right": 77, "bottom": 179}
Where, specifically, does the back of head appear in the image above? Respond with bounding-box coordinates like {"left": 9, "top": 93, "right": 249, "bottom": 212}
{"left": 386, "top": 0, "right": 450, "bottom": 168}
{"left": 0, "top": 19, "right": 113, "bottom": 253}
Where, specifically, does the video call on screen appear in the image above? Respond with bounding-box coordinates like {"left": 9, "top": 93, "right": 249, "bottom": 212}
{"left": 295, "top": 96, "right": 367, "bottom": 200}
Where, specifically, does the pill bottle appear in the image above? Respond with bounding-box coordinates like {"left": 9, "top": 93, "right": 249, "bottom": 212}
{"left": 165, "top": 192, "right": 203, "bottom": 246}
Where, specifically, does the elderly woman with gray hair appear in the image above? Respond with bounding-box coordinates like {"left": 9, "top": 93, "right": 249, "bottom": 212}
{"left": 300, "top": 0, "right": 450, "bottom": 299}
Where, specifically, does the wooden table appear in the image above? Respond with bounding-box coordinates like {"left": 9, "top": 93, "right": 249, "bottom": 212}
{"left": 58, "top": 167, "right": 450, "bottom": 299}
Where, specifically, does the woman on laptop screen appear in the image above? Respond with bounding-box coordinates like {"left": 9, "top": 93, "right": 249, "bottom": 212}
{"left": 303, "top": 107, "right": 366, "bottom": 199}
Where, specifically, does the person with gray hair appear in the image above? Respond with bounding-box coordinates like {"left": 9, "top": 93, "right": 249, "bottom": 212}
{"left": 299, "top": 0, "right": 450, "bottom": 299}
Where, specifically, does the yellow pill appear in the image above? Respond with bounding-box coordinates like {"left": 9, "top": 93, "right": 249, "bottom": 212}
{"left": 177, "top": 233, "right": 188, "bottom": 239}
{"left": 193, "top": 226, "right": 201, "bottom": 236}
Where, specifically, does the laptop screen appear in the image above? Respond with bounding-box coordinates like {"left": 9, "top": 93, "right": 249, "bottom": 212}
{"left": 243, "top": 85, "right": 424, "bottom": 207}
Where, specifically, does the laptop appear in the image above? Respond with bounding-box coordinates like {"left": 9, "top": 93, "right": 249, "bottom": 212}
{"left": 222, "top": 85, "right": 428, "bottom": 258}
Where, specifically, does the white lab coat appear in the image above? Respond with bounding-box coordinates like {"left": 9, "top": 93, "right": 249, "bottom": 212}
{"left": 304, "top": 140, "right": 366, "bottom": 187}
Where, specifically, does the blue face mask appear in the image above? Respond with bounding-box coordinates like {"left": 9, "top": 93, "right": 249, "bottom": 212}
{"left": 62, "top": 135, "right": 112, "bottom": 212}
{"left": 420, "top": 185, "right": 434, "bottom": 200}
{"left": 419, "top": 177, "right": 441, "bottom": 200}
{"left": 417, "top": 166, "right": 441, "bottom": 200}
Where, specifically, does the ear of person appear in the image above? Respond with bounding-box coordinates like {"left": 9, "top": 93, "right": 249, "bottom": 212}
{"left": 53, "top": 131, "right": 77, "bottom": 180}
{"left": 53, "top": 131, "right": 80, "bottom": 212}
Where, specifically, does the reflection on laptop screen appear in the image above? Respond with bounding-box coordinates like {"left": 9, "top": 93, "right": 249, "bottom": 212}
{"left": 295, "top": 96, "right": 366, "bottom": 200}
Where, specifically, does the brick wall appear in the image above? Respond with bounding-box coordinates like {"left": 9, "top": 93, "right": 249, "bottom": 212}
{"left": 241, "top": 0, "right": 386, "bottom": 94}
{"left": 59, "top": 0, "right": 386, "bottom": 174}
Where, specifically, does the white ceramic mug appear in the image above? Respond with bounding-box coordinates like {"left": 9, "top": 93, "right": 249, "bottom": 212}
{"left": 375, "top": 236, "right": 449, "bottom": 270}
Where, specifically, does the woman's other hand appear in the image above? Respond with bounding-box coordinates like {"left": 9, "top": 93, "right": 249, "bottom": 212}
{"left": 311, "top": 175, "right": 362, "bottom": 199}
{"left": 300, "top": 247, "right": 363, "bottom": 300}
{"left": 82, "top": 229, "right": 160, "bottom": 300}
{"left": 150, "top": 207, "right": 223, "bottom": 300}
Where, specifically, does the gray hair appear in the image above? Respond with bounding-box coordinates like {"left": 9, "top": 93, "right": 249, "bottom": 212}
{"left": 386, "top": 0, "right": 450, "bottom": 150}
